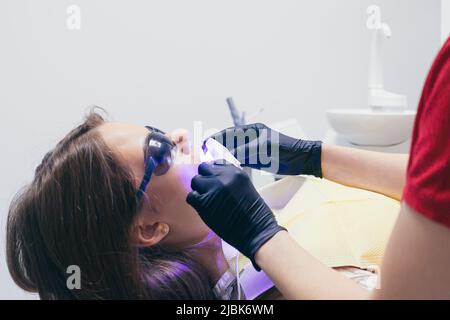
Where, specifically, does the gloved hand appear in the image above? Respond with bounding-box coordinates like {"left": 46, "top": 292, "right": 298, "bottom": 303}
{"left": 209, "top": 123, "right": 323, "bottom": 177}
{"left": 186, "top": 161, "right": 286, "bottom": 271}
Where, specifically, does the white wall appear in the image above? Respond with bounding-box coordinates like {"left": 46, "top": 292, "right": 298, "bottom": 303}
{"left": 0, "top": 0, "right": 441, "bottom": 299}
{"left": 443, "top": 0, "right": 450, "bottom": 43}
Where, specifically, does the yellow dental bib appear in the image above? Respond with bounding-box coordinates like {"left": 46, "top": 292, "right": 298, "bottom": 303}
{"left": 239, "top": 176, "right": 400, "bottom": 269}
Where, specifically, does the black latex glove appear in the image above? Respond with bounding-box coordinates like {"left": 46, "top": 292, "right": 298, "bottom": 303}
{"left": 186, "top": 161, "right": 286, "bottom": 271}
{"left": 209, "top": 123, "right": 323, "bottom": 177}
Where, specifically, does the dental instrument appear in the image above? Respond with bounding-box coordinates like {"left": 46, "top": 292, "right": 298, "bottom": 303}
{"left": 200, "top": 138, "right": 242, "bottom": 168}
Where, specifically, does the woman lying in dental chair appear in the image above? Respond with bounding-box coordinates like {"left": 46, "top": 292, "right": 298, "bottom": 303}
{"left": 6, "top": 110, "right": 398, "bottom": 300}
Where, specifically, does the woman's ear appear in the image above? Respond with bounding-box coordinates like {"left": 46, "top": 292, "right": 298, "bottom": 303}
{"left": 132, "top": 219, "right": 170, "bottom": 247}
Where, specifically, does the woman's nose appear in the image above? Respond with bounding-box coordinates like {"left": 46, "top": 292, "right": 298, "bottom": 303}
{"left": 170, "top": 129, "right": 191, "bottom": 155}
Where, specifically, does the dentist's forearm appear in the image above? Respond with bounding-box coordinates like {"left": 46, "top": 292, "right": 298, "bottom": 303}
{"left": 321, "top": 144, "right": 408, "bottom": 200}
{"left": 255, "top": 231, "right": 370, "bottom": 300}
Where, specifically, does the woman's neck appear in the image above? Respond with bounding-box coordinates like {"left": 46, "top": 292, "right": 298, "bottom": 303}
{"left": 185, "top": 233, "right": 229, "bottom": 284}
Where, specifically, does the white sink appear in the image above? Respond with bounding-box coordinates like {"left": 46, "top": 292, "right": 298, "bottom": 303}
{"left": 326, "top": 109, "right": 416, "bottom": 146}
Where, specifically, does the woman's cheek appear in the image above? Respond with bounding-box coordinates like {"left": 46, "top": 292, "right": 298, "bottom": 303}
{"left": 173, "top": 150, "right": 202, "bottom": 193}
{"left": 173, "top": 163, "right": 199, "bottom": 193}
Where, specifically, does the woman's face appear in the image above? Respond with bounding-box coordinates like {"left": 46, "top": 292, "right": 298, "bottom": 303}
{"left": 97, "top": 122, "right": 211, "bottom": 250}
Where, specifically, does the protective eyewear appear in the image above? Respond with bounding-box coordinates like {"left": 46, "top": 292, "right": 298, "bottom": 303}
{"left": 136, "top": 126, "right": 177, "bottom": 200}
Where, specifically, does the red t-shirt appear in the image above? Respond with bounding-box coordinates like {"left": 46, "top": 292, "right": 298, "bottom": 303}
{"left": 403, "top": 37, "right": 450, "bottom": 227}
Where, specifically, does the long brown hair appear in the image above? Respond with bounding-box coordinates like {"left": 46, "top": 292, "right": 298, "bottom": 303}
{"left": 6, "top": 109, "right": 216, "bottom": 299}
